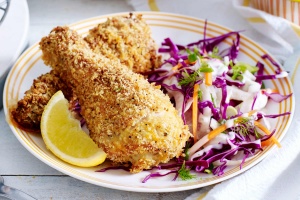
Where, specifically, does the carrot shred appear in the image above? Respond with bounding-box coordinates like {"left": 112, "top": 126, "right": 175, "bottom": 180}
{"left": 184, "top": 59, "right": 196, "bottom": 65}
{"left": 261, "top": 140, "right": 273, "bottom": 147}
{"left": 261, "top": 88, "right": 279, "bottom": 94}
{"left": 171, "top": 63, "right": 182, "bottom": 71}
{"left": 254, "top": 121, "right": 281, "bottom": 148}
{"left": 192, "top": 84, "right": 200, "bottom": 142}
{"left": 206, "top": 111, "right": 259, "bottom": 141}
{"left": 167, "top": 63, "right": 183, "bottom": 79}
{"left": 204, "top": 72, "right": 212, "bottom": 86}
{"left": 204, "top": 112, "right": 280, "bottom": 148}
{"left": 248, "top": 110, "right": 257, "bottom": 116}
{"left": 208, "top": 124, "right": 227, "bottom": 140}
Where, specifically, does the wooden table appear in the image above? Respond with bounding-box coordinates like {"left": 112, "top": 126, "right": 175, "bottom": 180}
{"left": 0, "top": 0, "right": 200, "bottom": 199}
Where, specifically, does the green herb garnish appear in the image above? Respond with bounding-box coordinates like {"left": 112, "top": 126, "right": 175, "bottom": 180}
{"left": 233, "top": 117, "right": 251, "bottom": 135}
{"left": 204, "top": 163, "right": 214, "bottom": 174}
{"left": 233, "top": 117, "right": 261, "bottom": 138}
{"left": 187, "top": 48, "right": 200, "bottom": 63}
{"left": 178, "top": 161, "right": 196, "bottom": 181}
{"left": 232, "top": 62, "right": 258, "bottom": 80}
{"left": 229, "top": 60, "right": 234, "bottom": 68}
{"left": 210, "top": 93, "right": 216, "bottom": 107}
{"left": 198, "top": 90, "right": 203, "bottom": 101}
{"left": 199, "top": 62, "right": 214, "bottom": 73}
{"left": 232, "top": 65, "right": 247, "bottom": 80}
{"left": 178, "top": 61, "right": 213, "bottom": 86}
{"left": 178, "top": 70, "right": 200, "bottom": 86}
{"left": 210, "top": 46, "right": 222, "bottom": 59}
{"left": 183, "top": 142, "right": 191, "bottom": 160}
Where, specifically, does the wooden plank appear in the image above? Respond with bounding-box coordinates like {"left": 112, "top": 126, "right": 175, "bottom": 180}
{"left": 0, "top": 111, "right": 62, "bottom": 175}
{"left": 2, "top": 176, "right": 198, "bottom": 200}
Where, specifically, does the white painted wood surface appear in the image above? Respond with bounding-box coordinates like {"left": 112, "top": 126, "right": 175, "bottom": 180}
{"left": 0, "top": 0, "right": 201, "bottom": 199}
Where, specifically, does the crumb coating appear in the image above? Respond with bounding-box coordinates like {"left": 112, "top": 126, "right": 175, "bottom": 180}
{"left": 39, "top": 26, "right": 191, "bottom": 173}
{"left": 11, "top": 70, "right": 72, "bottom": 130}
{"left": 84, "top": 14, "right": 161, "bottom": 73}
{"left": 12, "top": 14, "right": 160, "bottom": 130}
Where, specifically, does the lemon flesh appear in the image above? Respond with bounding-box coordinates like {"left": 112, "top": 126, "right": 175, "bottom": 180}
{"left": 41, "top": 91, "right": 106, "bottom": 167}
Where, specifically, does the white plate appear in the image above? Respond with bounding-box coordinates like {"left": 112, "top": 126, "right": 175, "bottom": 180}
{"left": 3, "top": 12, "right": 294, "bottom": 192}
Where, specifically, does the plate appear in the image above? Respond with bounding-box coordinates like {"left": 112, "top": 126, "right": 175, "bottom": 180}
{"left": 3, "top": 12, "right": 294, "bottom": 192}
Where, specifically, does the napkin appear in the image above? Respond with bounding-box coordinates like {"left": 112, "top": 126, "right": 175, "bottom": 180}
{"left": 128, "top": 0, "right": 300, "bottom": 199}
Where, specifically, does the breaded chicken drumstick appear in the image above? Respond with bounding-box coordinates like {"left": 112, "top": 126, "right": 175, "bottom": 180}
{"left": 12, "top": 14, "right": 161, "bottom": 130}
{"left": 84, "top": 14, "right": 161, "bottom": 73}
{"left": 11, "top": 70, "right": 72, "bottom": 130}
{"left": 39, "top": 26, "right": 191, "bottom": 173}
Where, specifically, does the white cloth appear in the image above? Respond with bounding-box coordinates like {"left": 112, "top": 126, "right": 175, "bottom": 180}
{"left": 128, "top": 0, "right": 300, "bottom": 199}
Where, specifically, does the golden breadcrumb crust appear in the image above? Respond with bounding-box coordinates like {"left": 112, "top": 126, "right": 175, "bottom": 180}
{"left": 84, "top": 14, "right": 161, "bottom": 73}
{"left": 12, "top": 14, "right": 161, "bottom": 130}
{"left": 11, "top": 70, "right": 72, "bottom": 130}
{"left": 39, "top": 26, "right": 191, "bottom": 173}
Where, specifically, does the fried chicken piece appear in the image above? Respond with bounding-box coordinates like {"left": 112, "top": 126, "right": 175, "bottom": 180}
{"left": 12, "top": 14, "right": 161, "bottom": 130}
{"left": 39, "top": 26, "right": 191, "bottom": 173}
{"left": 11, "top": 70, "right": 72, "bottom": 130}
{"left": 84, "top": 14, "right": 161, "bottom": 74}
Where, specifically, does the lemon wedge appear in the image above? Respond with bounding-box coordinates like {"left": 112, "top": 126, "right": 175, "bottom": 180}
{"left": 40, "top": 90, "right": 106, "bottom": 167}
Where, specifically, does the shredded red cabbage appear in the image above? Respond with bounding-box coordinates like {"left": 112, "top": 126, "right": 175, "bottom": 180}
{"left": 262, "top": 92, "right": 293, "bottom": 103}
{"left": 261, "top": 54, "right": 282, "bottom": 74}
{"left": 95, "top": 22, "right": 292, "bottom": 183}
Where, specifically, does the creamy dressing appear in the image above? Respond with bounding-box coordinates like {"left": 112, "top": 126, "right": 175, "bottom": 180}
{"left": 163, "top": 76, "right": 185, "bottom": 116}
{"left": 242, "top": 71, "right": 261, "bottom": 93}
{"left": 208, "top": 59, "right": 228, "bottom": 80}
{"left": 275, "top": 71, "right": 288, "bottom": 78}
{"left": 160, "top": 52, "right": 288, "bottom": 162}
{"left": 190, "top": 132, "right": 235, "bottom": 161}
{"left": 198, "top": 84, "right": 213, "bottom": 136}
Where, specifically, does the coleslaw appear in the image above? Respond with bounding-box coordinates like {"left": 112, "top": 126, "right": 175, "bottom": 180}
{"left": 98, "top": 22, "right": 292, "bottom": 182}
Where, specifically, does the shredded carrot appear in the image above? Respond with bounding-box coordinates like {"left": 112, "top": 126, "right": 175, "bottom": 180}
{"left": 248, "top": 110, "right": 257, "bottom": 116}
{"left": 254, "top": 121, "right": 281, "bottom": 148}
{"left": 207, "top": 111, "right": 257, "bottom": 140}
{"left": 204, "top": 72, "right": 212, "bottom": 86}
{"left": 192, "top": 84, "right": 200, "bottom": 142}
{"left": 204, "top": 112, "right": 280, "bottom": 149}
{"left": 261, "top": 88, "right": 279, "bottom": 94}
{"left": 208, "top": 124, "right": 227, "bottom": 140}
{"left": 261, "top": 140, "right": 273, "bottom": 147}
{"left": 184, "top": 59, "right": 196, "bottom": 65}
{"left": 167, "top": 63, "right": 183, "bottom": 79}
{"left": 171, "top": 63, "right": 182, "bottom": 71}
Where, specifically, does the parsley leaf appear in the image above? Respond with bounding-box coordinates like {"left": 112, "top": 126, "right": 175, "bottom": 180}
{"left": 187, "top": 48, "right": 200, "bottom": 63}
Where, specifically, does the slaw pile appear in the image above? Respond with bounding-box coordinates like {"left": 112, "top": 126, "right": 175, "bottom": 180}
{"left": 98, "top": 23, "right": 292, "bottom": 182}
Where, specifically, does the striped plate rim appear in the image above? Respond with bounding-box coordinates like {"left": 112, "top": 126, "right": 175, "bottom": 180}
{"left": 3, "top": 11, "right": 295, "bottom": 192}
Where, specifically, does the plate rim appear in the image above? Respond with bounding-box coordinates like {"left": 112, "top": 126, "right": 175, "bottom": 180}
{"left": 3, "top": 11, "right": 295, "bottom": 193}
